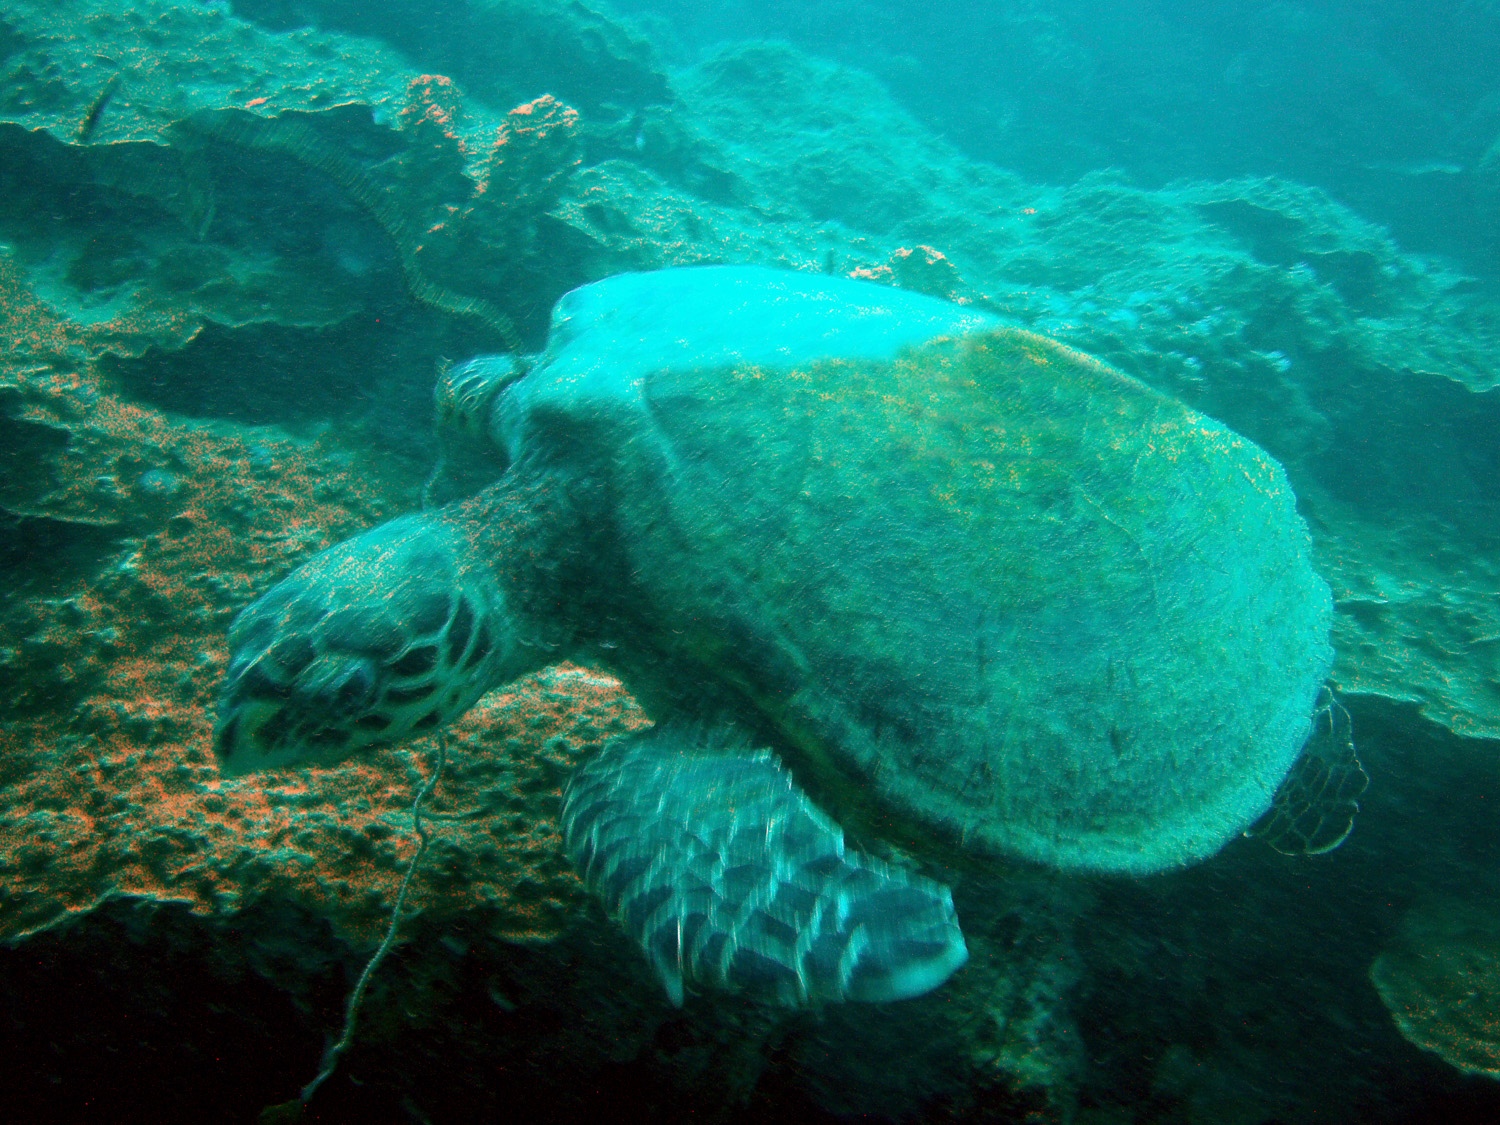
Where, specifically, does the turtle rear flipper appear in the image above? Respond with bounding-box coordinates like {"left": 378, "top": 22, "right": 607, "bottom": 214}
{"left": 562, "top": 726, "right": 969, "bottom": 1006}
{"left": 1247, "top": 687, "right": 1368, "bottom": 855}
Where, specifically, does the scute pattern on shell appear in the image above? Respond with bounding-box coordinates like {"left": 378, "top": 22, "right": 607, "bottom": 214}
{"left": 602, "top": 326, "right": 1332, "bottom": 874}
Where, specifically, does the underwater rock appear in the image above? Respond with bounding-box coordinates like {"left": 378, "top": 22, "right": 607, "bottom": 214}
{"left": 786, "top": 873, "right": 1086, "bottom": 1121}
{"left": 0, "top": 1, "right": 419, "bottom": 359}
{"left": 547, "top": 157, "right": 890, "bottom": 284}
{"left": 850, "top": 244, "right": 982, "bottom": 306}
{"left": 0, "top": 669, "right": 664, "bottom": 1119}
{"left": 0, "top": 0, "right": 591, "bottom": 391}
{"left": 225, "top": 0, "right": 672, "bottom": 119}
{"left": 1371, "top": 897, "right": 1500, "bottom": 1079}
{"left": 0, "top": 295, "right": 671, "bottom": 1108}
{"left": 677, "top": 41, "right": 1039, "bottom": 279}
{"left": 133, "top": 466, "right": 180, "bottom": 497}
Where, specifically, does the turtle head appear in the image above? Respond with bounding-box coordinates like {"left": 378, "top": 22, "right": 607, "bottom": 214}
{"left": 435, "top": 354, "right": 523, "bottom": 449}
{"left": 214, "top": 512, "right": 534, "bottom": 776}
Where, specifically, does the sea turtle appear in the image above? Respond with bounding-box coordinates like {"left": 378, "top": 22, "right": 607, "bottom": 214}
{"left": 214, "top": 265, "right": 1350, "bottom": 1008}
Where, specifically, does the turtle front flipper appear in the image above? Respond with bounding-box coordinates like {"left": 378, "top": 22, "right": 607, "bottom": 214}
{"left": 561, "top": 726, "right": 969, "bottom": 1007}
{"left": 215, "top": 508, "right": 541, "bottom": 774}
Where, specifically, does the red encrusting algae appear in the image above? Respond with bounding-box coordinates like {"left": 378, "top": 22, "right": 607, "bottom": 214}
{"left": 1, "top": 261, "right": 648, "bottom": 953}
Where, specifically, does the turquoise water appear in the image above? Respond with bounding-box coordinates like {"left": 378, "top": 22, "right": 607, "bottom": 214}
{"left": 1, "top": 2, "right": 1498, "bottom": 1123}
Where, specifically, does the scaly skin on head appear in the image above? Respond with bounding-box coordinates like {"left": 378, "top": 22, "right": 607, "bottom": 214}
{"left": 214, "top": 468, "right": 588, "bottom": 775}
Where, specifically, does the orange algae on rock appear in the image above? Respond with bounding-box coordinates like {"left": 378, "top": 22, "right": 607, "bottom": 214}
{"left": 0, "top": 249, "right": 649, "bottom": 950}
{"left": 0, "top": 456, "right": 648, "bottom": 945}
{"left": 0, "top": 1, "right": 648, "bottom": 962}
{"left": 849, "top": 245, "right": 978, "bottom": 306}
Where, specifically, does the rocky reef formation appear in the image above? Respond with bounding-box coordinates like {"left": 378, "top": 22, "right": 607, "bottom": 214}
{"left": 3, "top": 1, "right": 1500, "bottom": 1122}
{"left": 1372, "top": 897, "right": 1500, "bottom": 1080}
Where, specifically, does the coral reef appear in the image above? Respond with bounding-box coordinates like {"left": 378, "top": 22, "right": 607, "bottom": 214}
{"left": 227, "top": 0, "right": 672, "bottom": 119}
{"left": 0, "top": 0, "right": 603, "bottom": 384}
